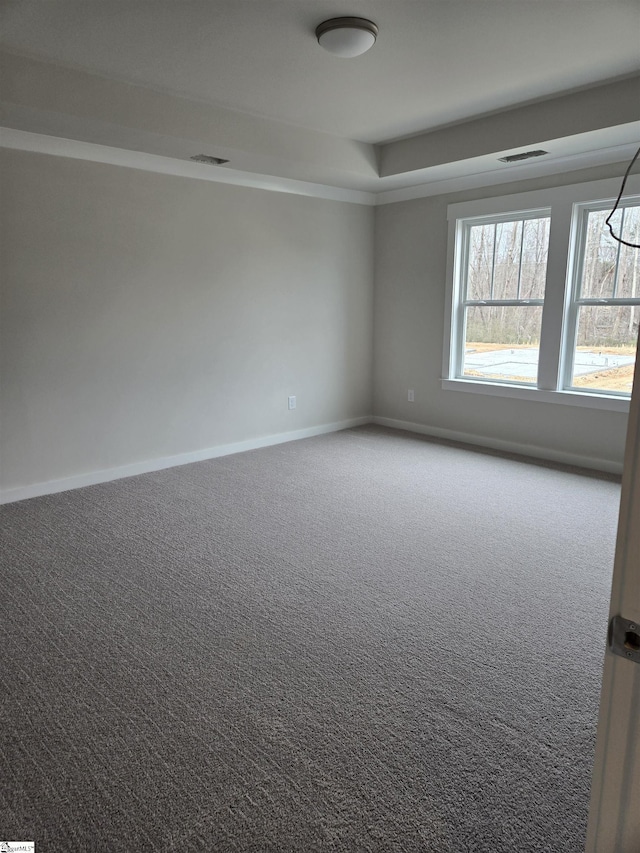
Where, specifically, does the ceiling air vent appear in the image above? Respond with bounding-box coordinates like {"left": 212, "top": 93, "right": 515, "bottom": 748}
{"left": 498, "top": 149, "right": 548, "bottom": 163}
{"left": 190, "top": 154, "right": 230, "bottom": 165}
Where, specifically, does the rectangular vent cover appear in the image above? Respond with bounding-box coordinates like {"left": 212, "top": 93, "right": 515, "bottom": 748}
{"left": 498, "top": 149, "right": 548, "bottom": 163}
{"left": 190, "top": 154, "right": 230, "bottom": 165}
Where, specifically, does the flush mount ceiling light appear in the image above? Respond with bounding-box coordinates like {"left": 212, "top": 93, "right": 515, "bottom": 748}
{"left": 316, "top": 17, "right": 378, "bottom": 58}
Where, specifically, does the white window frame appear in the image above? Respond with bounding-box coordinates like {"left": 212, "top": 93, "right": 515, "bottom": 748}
{"left": 443, "top": 175, "right": 640, "bottom": 413}
{"left": 561, "top": 198, "right": 640, "bottom": 395}
{"left": 451, "top": 208, "right": 550, "bottom": 388}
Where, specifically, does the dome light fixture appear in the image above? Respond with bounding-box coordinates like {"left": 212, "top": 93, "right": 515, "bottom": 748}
{"left": 315, "top": 17, "right": 378, "bottom": 58}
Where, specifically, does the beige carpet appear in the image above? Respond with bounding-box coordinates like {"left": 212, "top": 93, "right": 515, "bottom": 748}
{"left": 0, "top": 426, "right": 620, "bottom": 852}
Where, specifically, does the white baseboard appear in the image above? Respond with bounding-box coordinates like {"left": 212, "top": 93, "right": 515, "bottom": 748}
{"left": 0, "top": 416, "right": 372, "bottom": 505}
{"left": 2, "top": 413, "right": 620, "bottom": 504}
{"left": 372, "top": 416, "right": 623, "bottom": 476}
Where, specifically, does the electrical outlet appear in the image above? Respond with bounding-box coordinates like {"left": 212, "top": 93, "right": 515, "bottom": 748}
{"left": 288, "top": 395, "right": 296, "bottom": 410}
{"left": 408, "top": 389, "right": 415, "bottom": 402}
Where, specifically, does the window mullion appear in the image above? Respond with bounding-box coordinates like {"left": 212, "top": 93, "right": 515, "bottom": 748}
{"left": 537, "top": 201, "right": 574, "bottom": 391}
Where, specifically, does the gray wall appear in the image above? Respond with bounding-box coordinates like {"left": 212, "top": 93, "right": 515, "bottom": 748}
{"left": 1, "top": 149, "right": 374, "bottom": 491}
{"left": 2, "top": 149, "right": 632, "bottom": 495}
{"left": 373, "top": 164, "right": 632, "bottom": 470}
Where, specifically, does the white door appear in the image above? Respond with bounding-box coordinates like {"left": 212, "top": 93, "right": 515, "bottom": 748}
{"left": 586, "top": 361, "right": 640, "bottom": 851}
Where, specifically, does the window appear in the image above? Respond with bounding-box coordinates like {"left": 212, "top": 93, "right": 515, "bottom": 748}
{"left": 564, "top": 202, "right": 640, "bottom": 396}
{"left": 444, "top": 176, "right": 640, "bottom": 411}
{"left": 455, "top": 212, "right": 550, "bottom": 385}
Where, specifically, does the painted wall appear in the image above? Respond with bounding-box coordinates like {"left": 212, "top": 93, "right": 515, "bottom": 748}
{"left": 0, "top": 149, "right": 374, "bottom": 492}
{"left": 373, "top": 164, "right": 633, "bottom": 471}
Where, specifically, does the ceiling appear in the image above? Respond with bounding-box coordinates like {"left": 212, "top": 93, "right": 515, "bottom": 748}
{"left": 1, "top": 1, "right": 639, "bottom": 195}
{"left": 2, "top": 0, "right": 639, "bottom": 143}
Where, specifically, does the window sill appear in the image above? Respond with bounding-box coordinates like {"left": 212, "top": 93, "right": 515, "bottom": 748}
{"left": 441, "top": 378, "right": 630, "bottom": 412}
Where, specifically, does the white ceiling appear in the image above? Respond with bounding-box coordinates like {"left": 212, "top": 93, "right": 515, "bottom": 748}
{"left": 1, "top": 0, "right": 639, "bottom": 144}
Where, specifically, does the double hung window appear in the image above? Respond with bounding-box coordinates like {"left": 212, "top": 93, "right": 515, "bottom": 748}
{"left": 456, "top": 212, "right": 550, "bottom": 385}
{"left": 444, "top": 176, "right": 640, "bottom": 411}
{"left": 563, "top": 202, "right": 640, "bottom": 396}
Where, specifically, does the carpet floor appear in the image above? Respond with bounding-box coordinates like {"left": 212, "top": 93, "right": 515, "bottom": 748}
{"left": 0, "top": 426, "right": 621, "bottom": 852}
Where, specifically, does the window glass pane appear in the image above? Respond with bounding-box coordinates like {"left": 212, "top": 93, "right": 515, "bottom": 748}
{"left": 617, "top": 206, "right": 640, "bottom": 299}
{"left": 570, "top": 305, "right": 638, "bottom": 394}
{"left": 466, "top": 216, "right": 550, "bottom": 302}
{"left": 493, "top": 220, "right": 522, "bottom": 300}
{"left": 580, "top": 209, "right": 621, "bottom": 299}
{"left": 519, "top": 217, "right": 550, "bottom": 299}
{"left": 467, "top": 223, "right": 495, "bottom": 300}
{"left": 463, "top": 305, "right": 543, "bottom": 384}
